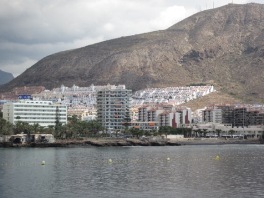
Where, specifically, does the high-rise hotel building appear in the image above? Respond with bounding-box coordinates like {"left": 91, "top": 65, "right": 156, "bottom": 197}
{"left": 96, "top": 85, "right": 132, "bottom": 131}
{"left": 3, "top": 100, "right": 67, "bottom": 127}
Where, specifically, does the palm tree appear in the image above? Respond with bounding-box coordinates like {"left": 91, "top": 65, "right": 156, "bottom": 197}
{"left": 202, "top": 129, "right": 208, "bottom": 137}
{"left": 32, "top": 123, "right": 41, "bottom": 134}
{"left": 0, "top": 118, "right": 7, "bottom": 135}
{"left": 159, "top": 126, "right": 171, "bottom": 138}
{"left": 229, "top": 129, "right": 236, "bottom": 137}
{"left": 39, "top": 126, "right": 45, "bottom": 134}
{"left": 4, "top": 122, "right": 13, "bottom": 135}
{"left": 144, "top": 130, "right": 152, "bottom": 137}
{"left": 215, "top": 129, "right": 222, "bottom": 137}
{"left": 262, "top": 131, "right": 264, "bottom": 140}
{"left": 47, "top": 125, "right": 55, "bottom": 135}
{"left": 152, "top": 130, "right": 159, "bottom": 137}
{"left": 67, "top": 115, "right": 80, "bottom": 138}
{"left": 196, "top": 129, "right": 203, "bottom": 137}
{"left": 0, "top": 118, "right": 13, "bottom": 135}
{"left": 129, "top": 127, "right": 141, "bottom": 138}
{"left": 14, "top": 121, "right": 31, "bottom": 134}
{"left": 193, "top": 129, "right": 200, "bottom": 137}
{"left": 183, "top": 128, "right": 192, "bottom": 138}
{"left": 122, "top": 111, "right": 131, "bottom": 131}
{"left": 88, "top": 120, "right": 103, "bottom": 136}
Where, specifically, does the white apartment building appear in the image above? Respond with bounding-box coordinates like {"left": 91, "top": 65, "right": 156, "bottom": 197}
{"left": 3, "top": 100, "right": 67, "bottom": 127}
{"left": 132, "top": 86, "right": 215, "bottom": 105}
{"left": 96, "top": 85, "right": 132, "bottom": 131}
{"left": 171, "top": 108, "right": 192, "bottom": 128}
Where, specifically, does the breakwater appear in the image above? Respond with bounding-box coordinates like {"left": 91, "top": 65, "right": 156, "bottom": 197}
{"left": 0, "top": 138, "right": 180, "bottom": 147}
{"left": 0, "top": 138, "right": 261, "bottom": 148}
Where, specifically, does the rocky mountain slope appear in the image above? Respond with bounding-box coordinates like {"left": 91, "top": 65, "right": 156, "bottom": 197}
{"left": 1, "top": 3, "right": 264, "bottom": 102}
{"left": 184, "top": 91, "right": 241, "bottom": 112}
{"left": 0, "top": 70, "right": 14, "bottom": 85}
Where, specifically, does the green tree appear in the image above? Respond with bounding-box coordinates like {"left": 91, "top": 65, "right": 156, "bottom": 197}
{"left": 122, "top": 111, "right": 131, "bottom": 133}
{"left": 129, "top": 128, "right": 142, "bottom": 138}
{"left": 38, "top": 126, "right": 45, "bottom": 134}
{"left": 67, "top": 115, "right": 79, "bottom": 138}
{"left": 144, "top": 130, "right": 152, "bottom": 137}
{"left": 0, "top": 118, "right": 13, "bottom": 135}
{"left": 76, "top": 121, "right": 87, "bottom": 137}
{"left": 158, "top": 126, "right": 171, "bottom": 138}
{"left": 202, "top": 129, "right": 208, "bottom": 137}
{"left": 183, "top": 128, "right": 192, "bottom": 137}
{"left": 66, "top": 116, "right": 104, "bottom": 138}
{"left": 196, "top": 129, "right": 203, "bottom": 137}
{"left": 59, "top": 124, "right": 70, "bottom": 139}
{"left": 215, "top": 129, "right": 222, "bottom": 137}
{"left": 193, "top": 129, "right": 199, "bottom": 137}
{"left": 4, "top": 122, "right": 13, "bottom": 135}
{"left": 229, "top": 129, "right": 236, "bottom": 137}
{"left": 32, "top": 123, "right": 41, "bottom": 134}
{"left": 46, "top": 125, "right": 55, "bottom": 134}
{"left": 54, "top": 106, "right": 62, "bottom": 138}
{"left": 14, "top": 121, "right": 31, "bottom": 134}
{"left": 88, "top": 120, "right": 103, "bottom": 136}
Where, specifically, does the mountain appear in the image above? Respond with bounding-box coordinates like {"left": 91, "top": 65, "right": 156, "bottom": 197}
{"left": 0, "top": 70, "right": 14, "bottom": 85}
{"left": 1, "top": 3, "right": 264, "bottom": 103}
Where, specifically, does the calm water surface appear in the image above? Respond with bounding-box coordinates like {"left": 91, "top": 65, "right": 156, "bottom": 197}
{"left": 0, "top": 145, "right": 264, "bottom": 198}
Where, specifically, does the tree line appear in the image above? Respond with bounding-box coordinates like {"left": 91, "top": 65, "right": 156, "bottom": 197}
{"left": 3, "top": 112, "right": 257, "bottom": 139}
{"left": 0, "top": 113, "right": 194, "bottom": 139}
{"left": 0, "top": 115, "right": 104, "bottom": 139}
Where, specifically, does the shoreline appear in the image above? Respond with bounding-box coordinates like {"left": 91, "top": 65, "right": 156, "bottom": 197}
{"left": 0, "top": 138, "right": 262, "bottom": 148}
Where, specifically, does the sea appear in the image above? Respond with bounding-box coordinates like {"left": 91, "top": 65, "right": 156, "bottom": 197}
{"left": 0, "top": 145, "right": 264, "bottom": 198}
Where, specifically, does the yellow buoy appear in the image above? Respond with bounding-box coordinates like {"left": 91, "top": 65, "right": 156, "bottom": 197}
{"left": 215, "top": 155, "right": 220, "bottom": 160}
{"left": 167, "top": 157, "right": 170, "bottom": 161}
{"left": 108, "top": 159, "right": 112, "bottom": 163}
{"left": 41, "top": 161, "right": 46, "bottom": 165}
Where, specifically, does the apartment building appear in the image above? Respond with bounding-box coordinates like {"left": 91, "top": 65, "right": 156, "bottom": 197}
{"left": 132, "top": 86, "right": 215, "bottom": 105}
{"left": 202, "top": 108, "right": 222, "bottom": 123}
{"left": 138, "top": 104, "right": 192, "bottom": 128}
{"left": 202, "top": 104, "right": 264, "bottom": 127}
{"left": 217, "top": 105, "right": 234, "bottom": 124}
{"left": 3, "top": 100, "right": 67, "bottom": 127}
{"left": 96, "top": 85, "right": 132, "bottom": 131}
{"left": 172, "top": 107, "right": 192, "bottom": 128}
{"left": 138, "top": 106, "right": 164, "bottom": 122}
{"left": 67, "top": 107, "right": 96, "bottom": 121}
{"left": 130, "top": 121, "right": 159, "bottom": 131}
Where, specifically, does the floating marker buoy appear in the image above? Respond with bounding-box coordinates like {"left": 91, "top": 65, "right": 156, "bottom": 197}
{"left": 108, "top": 159, "right": 112, "bottom": 163}
{"left": 215, "top": 155, "right": 220, "bottom": 160}
{"left": 41, "top": 161, "right": 46, "bottom": 165}
{"left": 167, "top": 157, "right": 170, "bottom": 161}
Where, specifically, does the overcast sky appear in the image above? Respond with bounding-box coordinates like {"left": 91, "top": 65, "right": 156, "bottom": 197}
{"left": 0, "top": 0, "right": 262, "bottom": 77}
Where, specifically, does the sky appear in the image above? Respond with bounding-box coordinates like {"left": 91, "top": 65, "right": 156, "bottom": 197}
{"left": 0, "top": 0, "right": 262, "bottom": 77}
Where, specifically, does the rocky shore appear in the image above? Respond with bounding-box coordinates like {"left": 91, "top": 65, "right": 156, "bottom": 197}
{"left": 172, "top": 138, "right": 261, "bottom": 145}
{"left": 0, "top": 137, "right": 262, "bottom": 148}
